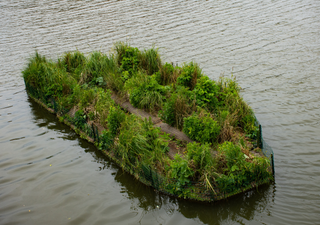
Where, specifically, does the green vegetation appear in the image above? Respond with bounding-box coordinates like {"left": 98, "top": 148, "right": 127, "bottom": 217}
{"left": 22, "top": 42, "right": 273, "bottom": 202}
{"left": 183, "top": 110, "right": 221, "bottom": 144}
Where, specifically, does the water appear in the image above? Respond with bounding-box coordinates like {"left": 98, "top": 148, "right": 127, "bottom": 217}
{"left": 1, "top": 0, "right": 320, "bottom": 224}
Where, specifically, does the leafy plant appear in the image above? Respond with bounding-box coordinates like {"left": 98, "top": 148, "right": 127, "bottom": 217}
{"left": 156, "top": 62, "right": 178, "bottom": 85}
{"left": 61, "top": 51, "right": 86, "bottom": 76}
{"left": 107, "top": 106, "right": 126, "bottom": 136}
{"left": 74, "top": 110, "right": 87, "bottom": 129}
{"left": 126, "top": 72, "right": 166, "bottom": 111}
{"left": 186, "top": 142, "right": 213, "bottom": 173}
{"left": 193, "top": 76, "right": 220, "bottom": 111}
{"left": 99, "top": 130, "right": 114, "bottom": 150}
{"left": 169, "top": 154, "right": 194, "bottom": 195}
{"left": 159, "top": 86, "right": 195, "bottom": 129}
{"left": 176, "top": 62, "right": 202, "bottom": 90}
{"left": 138, "top": 47, "right": 161, "bottom": 75}
{"left": 183, "top": 111, "right": 221, "bottom": 143}
{"left": 116, "top": 44, "right": 139, "bottom": 78}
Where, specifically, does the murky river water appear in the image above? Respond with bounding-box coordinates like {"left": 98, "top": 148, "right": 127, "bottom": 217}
{"left": 1, "top": 0, "right": 320, "bottom": 224}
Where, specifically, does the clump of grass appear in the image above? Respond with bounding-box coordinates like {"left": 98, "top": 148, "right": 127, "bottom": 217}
{"left": 156, "top": 63, "right": 181, "bottom": 85}
{"left": 115, "top": 114, "right": 168, "bottom": 171}
{"left": 125, "top": 72, "right": 166, "bottom": 112}
{"left": 107, "top": 106, "right": 126, "bottom": 136}
{"left": 60, "top": 51, "right": 86, "bottom": 80}
{"left": 214, "top": 141, "right": 272, "bottom": 194}
{"left": 95, "top": 89, "right": 115, "bottom": 127}
{"left": 138, "top": 47, "right": 161, "bottom": 75}
{"left": 80, "top": 51, "right": 106, "bottom": 85}
{"left": 176, "top": 62, "right": 202, "bottom": 90}
{"left": 221, "top": 91, "right": 257, "bottom": 134}
{"left": 216, "top": 109, "right": 239, "bottom": 143}
{"left": 114, "top": 42, "right": 140, "bottom": 78}
{"left": 183, "top": 109, "right": 221, "bottom": 144}
{"left": 159, "top": 86, "right": 196, "bottom": 129}
{"left": 193, "top": 76, "right": 220, "bottom": 111}
{"left": 22, "top": 52, "right": 77, "bottom": 102}
{"left": 114, "top": 41, "right": 131, "bottom": 67}
{"left": 186, "top": 142, "right": 213, "bottom": 178}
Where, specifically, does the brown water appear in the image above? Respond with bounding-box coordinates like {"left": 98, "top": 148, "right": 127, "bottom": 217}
{"left": 1, "top": 0, "right": 320, "bottom": 224}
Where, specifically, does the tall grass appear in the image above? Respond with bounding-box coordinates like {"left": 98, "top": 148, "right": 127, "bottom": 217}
{"left": 23, "top": 52, "right": 77, "bottom": 101}
{"left": 176, "top": 62, "right": 202, "bottom": 90}
{"left": 138, "top": 47, "right": 161, "bottom": 75}
{"left": 125, "top": 72, "right": 166, "bottom": 112}
{"left": 160, "top": 86, "right": 196, "bottom": 129}
{"left": 157, "top": 63, "right": 181, "bottom": 85}
{"left": 60, "top": 51, "right": 86, "bottom": 81}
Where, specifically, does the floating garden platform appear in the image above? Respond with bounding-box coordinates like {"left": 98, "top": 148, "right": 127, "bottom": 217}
{"left": 23, "top": 42, "right": 274, "bottom": 202}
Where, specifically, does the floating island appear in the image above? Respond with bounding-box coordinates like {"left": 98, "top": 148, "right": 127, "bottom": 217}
{"left": 23, "top": 42, "right": 274, "bottom": 202}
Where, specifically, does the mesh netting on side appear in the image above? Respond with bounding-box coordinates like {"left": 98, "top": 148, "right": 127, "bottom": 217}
{"left": 255, "top": 117, "right": 275, "bottom": 176}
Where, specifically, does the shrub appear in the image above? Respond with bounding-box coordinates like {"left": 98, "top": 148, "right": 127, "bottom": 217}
{"left": 79, "top": 88, "right": 97, "bottom": 109}
{"left": 95, "top": 89, "right": 114, "bottom": 127}
{"left": 183, "top": 111, "right": 221, "bottom": 143}
{"left": 156, "top": 62, "right": 177, "bottom": 85}
{"left": 159, "top": 86, "right": 195, "bottom": 129}
{"left": 74, "top": 110, "right": 87, "bottom": 129}
{"left": 169, "top": 154, "right": 194, "bottom": 194}
{"left": 216, "top": 142, "right": 272, "bottom": 194}
{"left": 138, "top": 47, "right": 161, "bottom": 75}
{"left": 186, "top": 142, "right": 213, "bottom": 173}
{"left": 99, "top": 130, "right": 114, "bottom": 150}
{"left": 107, "top": 106, "right": 126, "bottom": 136}
{"left": 126, "top": 73, "right": 166, "bottom": 111}
{"left": 176, "top": 62, "right": 202, "bottom": 90}
{"left": 61, "top": 51, "right": 86, "bottom": 76}
{"left": 193, "top": 76, "right": 220, "bottom": 111}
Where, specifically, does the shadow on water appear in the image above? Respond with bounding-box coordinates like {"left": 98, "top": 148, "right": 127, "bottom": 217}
{"left": 176, "top": 184, "right": 275, "bottom": 224}
{"left": 115, "top": 171, "right": 275, "bottom": 224}
{"left": 27, "top": 95, "right": 275, "bottom": 225}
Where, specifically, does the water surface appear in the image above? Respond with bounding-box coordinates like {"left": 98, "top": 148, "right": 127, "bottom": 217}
{"left": 1, "top": 0, "right": 320, "bottom": 224}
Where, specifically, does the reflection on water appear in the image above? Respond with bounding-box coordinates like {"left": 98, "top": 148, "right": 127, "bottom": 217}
{"left": 116, "top": 167, "right": 275, "bottom": 225}
{"left": 1, "top": 0, "right": 320, "bottom": 224}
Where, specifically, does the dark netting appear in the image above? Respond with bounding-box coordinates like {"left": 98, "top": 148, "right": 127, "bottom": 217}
{"left": 255, "top": 117, "right": 275, "bottom": 176}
